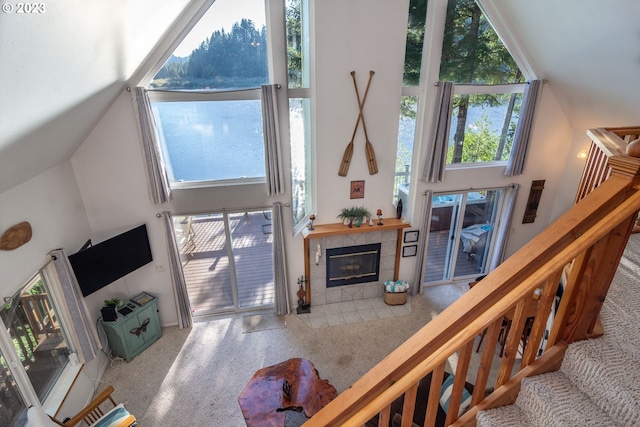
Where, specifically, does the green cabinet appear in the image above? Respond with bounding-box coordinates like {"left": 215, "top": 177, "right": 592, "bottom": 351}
{"left": 100, "top": 296, "right": 161, "bottom": 362}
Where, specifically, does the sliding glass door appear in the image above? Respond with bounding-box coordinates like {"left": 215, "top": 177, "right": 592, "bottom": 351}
{"left": 424, "top": 188, "right": 508, "bottom": 285}
{"left": 175, "top": 209, "right": 274, "bottom": 316}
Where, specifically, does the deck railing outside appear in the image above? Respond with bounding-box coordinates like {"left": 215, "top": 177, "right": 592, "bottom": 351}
{"left": 306, "top": 127, "right": 640, "bottom": 427}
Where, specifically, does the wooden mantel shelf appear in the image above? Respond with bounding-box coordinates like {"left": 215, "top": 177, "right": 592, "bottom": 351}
{"left": 302, "top": 218, "right": 410, "bottom": 240}
{"left": 301, "top": 219, "right": 411, "bottom": 307}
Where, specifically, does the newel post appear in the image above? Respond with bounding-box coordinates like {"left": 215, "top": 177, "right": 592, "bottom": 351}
{"left": 555, "top": 153, "right": 640, "bottom": 344}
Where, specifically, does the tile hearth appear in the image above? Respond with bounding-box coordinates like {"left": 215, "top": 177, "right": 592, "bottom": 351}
{"left": 296, "top": 295, "right": 412, "bottom": 329}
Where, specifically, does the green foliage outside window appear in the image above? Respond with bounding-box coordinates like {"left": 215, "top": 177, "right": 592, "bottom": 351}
{"left": 402, "top": 0, "right": 525, "bottom": 165}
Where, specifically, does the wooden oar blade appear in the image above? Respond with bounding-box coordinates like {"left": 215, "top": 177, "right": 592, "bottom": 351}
{"left": 339, "top": 141, "right": 354, "bottom": 176}
{"left": 366, "top": 141, "right": 378, "bottom": 175}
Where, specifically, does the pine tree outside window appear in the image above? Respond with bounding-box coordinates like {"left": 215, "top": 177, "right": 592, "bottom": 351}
{"left": 147, "top": 0, "right": 313, "bottom": 230}
{"left": 394, "top": 0, "right": 527, "bottom": 204}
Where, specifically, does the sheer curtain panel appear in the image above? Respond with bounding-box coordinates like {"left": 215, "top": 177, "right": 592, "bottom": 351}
{"left": 132, "top": 87, "right": 172, "bottom": 204}
{"left": 488, "top": 184, "right": 519, "bottom": 270}
{"left": 420, "top": 82, "right": 454, "bottom": 183}
{"left": 506, "top": 80, "right": 543, "bottom": 176}
{"left": 161, "top": 212, "right": 193, "bottom": 328}
{"left": 261, "top": 84, "right": 285, "bottom": 196}
{"left": 411, "top": 190, "right": 433, "bottom": 295}
{"left": 48, "top": 249, "right": 101, "bottom": 363}
{"left": 272, "top": 202, "right": 290, "bottom": 314}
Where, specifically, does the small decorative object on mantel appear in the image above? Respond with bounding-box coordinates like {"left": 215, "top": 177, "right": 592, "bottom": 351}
{"left": 396, "top": 199, "right": 403, "bottom": 219}
{"left": 308, "top": 214, "right": 315, "bottom": 231}
{"left": 0, "top": 221, "right": 32, "bottom": 251}
{"left": 377, "top": 209, "right": 383, "bottom": 226}
{"left": 337, "top": 206, "right": 371, "bottom": 228}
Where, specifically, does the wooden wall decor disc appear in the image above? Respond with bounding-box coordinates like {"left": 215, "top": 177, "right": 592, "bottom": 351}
{"left": 0, "top": 222, "right": 33, "bottom": 250}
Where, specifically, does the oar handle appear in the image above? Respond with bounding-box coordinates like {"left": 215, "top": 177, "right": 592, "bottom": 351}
{"left": 350, "top": 70, "right": 374, "bottom": 142}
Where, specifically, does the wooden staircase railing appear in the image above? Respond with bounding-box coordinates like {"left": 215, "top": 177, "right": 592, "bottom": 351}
{"left": 305, "top": 128, "right": 640, "bottom": 427}
{"left": 576, "top": 126, "right": 640, "bottom": 202}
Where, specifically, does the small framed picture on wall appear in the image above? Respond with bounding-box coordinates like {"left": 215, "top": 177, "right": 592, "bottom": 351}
{"left": 404, "top": 230, "right": 419, "bottom": 243}
{"left": 350, "top": 180, "right": 365, "bottom": 199}
{"left": 402, "top": 245, "right": 417, "bottom": 257}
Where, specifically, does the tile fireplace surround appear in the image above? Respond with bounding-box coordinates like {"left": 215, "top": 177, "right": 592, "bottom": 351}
{"left": 303, "top": 219, "right": 410, "bottom": 307}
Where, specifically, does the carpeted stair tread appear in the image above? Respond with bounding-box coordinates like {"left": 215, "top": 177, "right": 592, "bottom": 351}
{"left": 476, "top": 404, "right": 532, "bottom": 427}
{"left": 560, "top": 338, "right": 640, "bottom": 425}
{"left": 515, "top": 371, "right": 618, "bottom": 426}
{"left": 599, "top": 273, "right": 640, "bottom": 361}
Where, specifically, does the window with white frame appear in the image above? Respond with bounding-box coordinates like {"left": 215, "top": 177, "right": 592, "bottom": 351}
{"left": 286, "top": 0, "right": 313, "bottom": 229}
{"left": 394, "top": 0, "right": 526, "bottom": 202}
{"left": 148, "top": 0, "right": 313, "bottom": 230}
{"left": 0, "top": 270, "right": 75, "bottom": 426}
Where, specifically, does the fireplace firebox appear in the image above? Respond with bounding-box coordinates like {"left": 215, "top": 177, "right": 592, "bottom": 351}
{"left": 325, "top": 243, "right": 381, "bottom": 288}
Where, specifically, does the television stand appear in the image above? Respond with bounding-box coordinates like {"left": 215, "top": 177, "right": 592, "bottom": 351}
{"left": 100, "top": 294, "right": 161, "bottom": 362}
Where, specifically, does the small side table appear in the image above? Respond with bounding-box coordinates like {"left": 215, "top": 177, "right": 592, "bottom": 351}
{"left": 238, "top": 358, "right": 337, "bottom": 426}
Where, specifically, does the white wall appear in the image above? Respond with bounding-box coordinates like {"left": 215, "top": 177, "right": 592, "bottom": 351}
{"left": 0, "top": 162, "right": 91, "bottom": 295}
{"left": 71, "top": 91, "right": 178, "bottom": 326}
{"left": 0, "top": 0, "right": 192, "bottom": 193}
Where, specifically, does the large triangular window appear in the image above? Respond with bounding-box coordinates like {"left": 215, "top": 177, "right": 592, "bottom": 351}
{"left": 394, "top": 0, "right": 530, "bottom": 204}
{"left": 142, "top": 0, "right": 314, "bottom": 230}
{"left": 439, "top": 0, "right": 525, "bottom": 165}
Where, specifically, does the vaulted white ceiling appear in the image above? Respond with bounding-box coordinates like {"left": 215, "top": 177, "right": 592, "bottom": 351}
{"left": 486, "top": 0, "right": 640, "bottom": 132}
{"left": 1, "top": 0, "right": 639, "bottom": 194}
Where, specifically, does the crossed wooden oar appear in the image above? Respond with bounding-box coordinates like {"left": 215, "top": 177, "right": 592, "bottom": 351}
{"left": 338, "top": 70, "right": 378, "bottom": 176}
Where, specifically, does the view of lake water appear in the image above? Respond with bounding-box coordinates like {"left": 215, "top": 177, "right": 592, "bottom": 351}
{"left": 397, "top": 99, "right": 519, "bottom": 160}
{"left": 153, "top": 98, "right": 517, "bottom": 183}
{"left": 152, "top": 101, "right": 266, "bottom": 182}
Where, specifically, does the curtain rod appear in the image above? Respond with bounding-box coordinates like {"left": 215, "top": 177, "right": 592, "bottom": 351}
{"left": 434, "top": 80, "right": 546, "bottom": 86}
{"left": 422, "top": 183, "right": 517, "bottom": 195}
{"left": 129, "top": 84, "right": 282, "bottom": 94}
{"left": 157, "top": 203, "right": 290, "bottom": 218}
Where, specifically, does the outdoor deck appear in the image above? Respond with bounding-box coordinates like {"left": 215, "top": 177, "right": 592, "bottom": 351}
{"left": 180, "top": 212, "right": 275, "bottom": 316}
{"left": 424, "top": 229, "right": 483, "bottom": 282}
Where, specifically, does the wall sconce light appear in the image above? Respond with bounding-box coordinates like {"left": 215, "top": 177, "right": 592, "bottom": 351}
{"left": 577, "top": 149, "right": 588, "bottom": 160}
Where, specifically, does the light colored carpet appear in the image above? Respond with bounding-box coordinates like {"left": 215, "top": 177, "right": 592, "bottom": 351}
{"left": 242, "top": 313, "right": 287, "bottom": 333}
{"left": 98, "top": 282, "right": 504, "bottom": 426}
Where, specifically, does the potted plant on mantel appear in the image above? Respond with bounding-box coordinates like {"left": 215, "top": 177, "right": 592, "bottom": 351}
{"left": 337, "top": 206, "right": 372, "bottom": 228}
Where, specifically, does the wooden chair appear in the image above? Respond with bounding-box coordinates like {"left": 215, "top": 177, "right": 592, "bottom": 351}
{"left": 28, "top": 386, "right": 136, "bottom": 427}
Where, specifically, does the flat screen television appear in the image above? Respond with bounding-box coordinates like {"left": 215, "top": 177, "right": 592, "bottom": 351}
{"left": 69, "top": 224, "right": 153, "bottom": 297}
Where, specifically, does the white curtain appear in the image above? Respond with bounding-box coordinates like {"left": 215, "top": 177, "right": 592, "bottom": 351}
{"left": 131, "top": 87, "right": 172, "bottom": 204}
{"left": 161, "top": 212, "right": 193, "bottom": 328}
{"left": 506, "top": 80, "right": 543, "bottom": 176}
{"left": 488, "top": 184, "right": 519, "bottom": 270}
{"left": 272, "top": 202, "right": 290, "bottom": 314}
{"left": 47, "top": 249, "right": 101, "bottom": 363}
{"left": 411, "top": 190, "right": 433, "bottom": 295}
{"left": 420, "top": 82, "right": 454, "bottom": 183}
{"left": 261, "top": 84, "right": 285, "bottom": 196}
